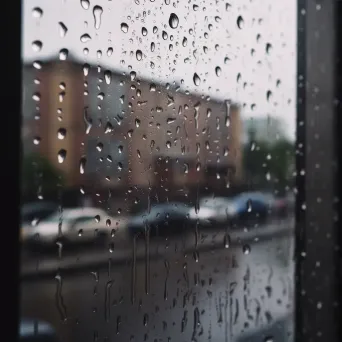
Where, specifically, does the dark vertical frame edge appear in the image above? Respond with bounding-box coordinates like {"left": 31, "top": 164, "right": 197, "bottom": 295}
{"left": 295, "top": 0, "right": 341, "bottom": 341}
{"left": 1, "top": 0, "right": 22, "bottom": 340}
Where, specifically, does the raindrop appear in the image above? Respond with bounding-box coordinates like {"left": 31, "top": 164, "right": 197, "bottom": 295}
{"left": 193, "top": 4, "right": 199, "bottom": 11}
{"left": 78, "top": 229, "right": 83, "bottom": 237}
{"left": 266, "top": 42, "right": 272, "bottom": 54}
{"left": 243, "top": 244, "right": 251, "bottom": 255}
{"left": 33, "top": 61, "right": 42, "bottom": 69}
{"left": 58, "top": 149, "right": 67, "bottom": 164}
{"left": 237, "top": 15, "right": 244, "bottom": 29}
{"left": 153, "top": 26, "right": 158, "bottom": 34}
{"left": 104, "top": 70, "right": 112, "bottom": 85}
{"left": 80, "top": 33, "right": 91, "bottom": 43}
{"left": 80, "top": 157, "right": 87, "bottom": 174}
{"left": 58, "top": 22, "right": 68, "bottom": 38}
{"left": 33, "top": 137, "right": 41, "bottom": 145}
{"left": 96, "top": 142, "right": 103, "bottom": 152}
{"left": 266, "top": 90, "right": 273, "bottom": 102}
{"left": 59, "top": 48, "right": 68, "bottom": 60}
{"left": 107, "top": 47, "right": 113, "bottom": 56}
{"left": 150, "top": 42, "right": 155, "bottom": 52}
{"left": 81, "top": 0, "right": 90, "bottom": 10}
{"left": 135, "top": 119, "right": 141, "bottom": 128}
{"left": 32, "top": 92, "right": 41, "bottom": 102}
{"left": 182, "top": 37, "right": 187, "bottom": 47}
{"left": 121, "top": 22, "right": 129, "bottom": 33}
{"left": 150, "top": 83, "right": 156, "bottom": 92}
{"left": 93, "top": 5, "right": 103, "bottom": 30}
{"left": 106, "top": 219, "right": 111, "bottom": 227}
{"left": 32, "top": 40, "right": 42, "bottom": 52}
{"left": 32, "top": 7, "right": 43, "bottom": 18}
{"left": 57, "top": 128, "right": 66, "bottom": 140}
{"left": 162, "top": 31, "right": 168, "bottom": 40}
{"left": 118, "top": 145, "right": 123, "bottom": 154}
{"left": 130, "top": 71, "right": 137, "bottom": 81}
{"left": 264, "top": 337, "right": 274, "bottom": 342}
{"left": 83, "top": 63, "right": 90, "bottom": 76}
{"left": 95, "top": 215, "right": 100, "bottom": 223}
{"left": 136, "top": 50, "right": 143, "bottom": 61}
{"left": 193, "top": 73, "right": 201, "bottom": 86}
{"left": 184, "top": 163, "right": 189, "bottom": 174}
{"left": 166, "top": 141, "right": 171, "bottom": 148}
{"left": 215, "top": 66, "right": 221, "bottom": 77}
{"left": 169, "top": 13, "right": 179, "bottom": 29}
{"left": 142, "top": 27, "right": 148, "bottom": 36}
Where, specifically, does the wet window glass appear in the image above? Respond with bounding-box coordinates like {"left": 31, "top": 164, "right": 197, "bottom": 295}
{"left": 20, "top": 0, "right": 296, "bottom": 342}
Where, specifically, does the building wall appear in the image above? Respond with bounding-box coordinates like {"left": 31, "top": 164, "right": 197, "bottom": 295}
{"left": 22, "top": 59, "right": 243, "bottom": 196}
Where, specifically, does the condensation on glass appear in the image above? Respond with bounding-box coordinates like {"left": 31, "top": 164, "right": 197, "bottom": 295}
{"left": 20, "top": 1, "right": 296, "bottom": 342}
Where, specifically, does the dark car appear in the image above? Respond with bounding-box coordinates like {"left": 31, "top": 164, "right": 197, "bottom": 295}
{"left": 127, "top": 202, "right": 190, "bottom": 238}
{"left": 229, "top": 192, "right": 272, "bottom": 225}
{"left": 21, "top": 201, "right": 58, "bottom": 226}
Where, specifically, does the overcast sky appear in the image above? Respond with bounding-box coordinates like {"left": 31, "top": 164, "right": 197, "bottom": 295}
{"left": 22, "top": 0, "right": 296, "bottom": 140}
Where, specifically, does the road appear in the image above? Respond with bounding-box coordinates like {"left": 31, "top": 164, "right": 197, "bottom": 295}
{"left": 20, "top": 219, "right": 294, "bottom": 342}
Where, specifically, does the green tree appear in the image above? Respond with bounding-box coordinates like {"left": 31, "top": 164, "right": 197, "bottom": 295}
{"left": 243, "top": 127, "right": 294, "bottom": 193}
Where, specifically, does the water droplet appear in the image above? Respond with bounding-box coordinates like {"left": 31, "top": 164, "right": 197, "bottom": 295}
{"left": 58, "top": 149, "right": 67, "bottom": 163}
{"left": 104, "top": 70, "right": 112, "bottom": 85}
{"left": 32, "top": 7, "right": 43, "bottom": 18}
{"left": 33, "top": 61, "right": 42, "bottom": 69}
{"left": 80, "top": 157, "right": 87, "bottom": 174}
{"left": 215, "top": 66, "right": 221, "bottom": 77}
{"left": 150, "top": 42, "right": 155, "bottom": 52}
{"left": 32, "top": 40, "right": 42, "bottom": 52}
{"left": 193, "top": 73, "right": 201, "bottom": 86}
{"left": 224, "top": 233, "right": 231, "bottom": 248}
{"left": 121, "top": 22, "right": 129, "bottom": 33}
{"left": 32, "top": 92, "right": 41, "bottom": 102}
{"left": 33, "top": 137, "right": 41, "bottom": 145}
{"left": 96, "top": 142, "right": 103, "bottom": 152}
{"left": 266, "top": 42, "right": 272, "bottom": 54}
{"left": 130, "top": 71, "right": 136, "bottom": 81}
{"left": 93, "top": 5, "right": 103, "bottom": 30}
{"left": 107, "top": 47, "right": 113, "bottom": 56}
{"left": 57, "top": 128, "right": 66, "bottom": 140}
{"left": 142, "top": 27, "right": 148, "bottom": 36}
{"left": 81, "top": 0, "right": 90, "bottom": 10}
{"left": 169, "top": 13, "right": 179, "bottom": 29}
{"left": 58, "top": 22, "right": 68, "bottom": 38}
{"left": 136, "top": 50, "right": 143, "bottom": 61}
{"left": 264, "top": 337, "right": 274, "bottom": 342}
{"left": 59, "top": 48, "right": 68, "bottom": 60}
{"left": 166, "top": 141, "right": 171, "bottom": 148}
{"left": 243, "top": 244, "right": 251, "bottom": 255}
{"left": 106, "top": 219, "right": 111, "bottom": 227}
{"left": 266, "top": 90, "right": 273, "bottom": 102}
{"left": 80, "top": 33, "right": 91, "bottom": 43}
{"left": 237, "top": 15, "right": 244, "bottom": 29}
{"left": 162, "top": 30, "right": 168, "bottom": 40}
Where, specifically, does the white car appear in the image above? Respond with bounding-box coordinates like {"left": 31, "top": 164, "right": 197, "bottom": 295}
{"left": 189, "top": 198, "right": 236, "bottom": 225}
{"left": 21, "top": 207, "right": 115, "bottom": 247}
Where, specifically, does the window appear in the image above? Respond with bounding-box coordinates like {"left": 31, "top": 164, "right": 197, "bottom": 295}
{"left": 17, "top": 1, "right": 341, "bottom": 342}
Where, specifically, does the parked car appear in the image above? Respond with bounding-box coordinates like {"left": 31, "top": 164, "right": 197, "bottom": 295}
{"left": 127, "top": 202, "right": 190, "bottom": 237}
{"left": 21, "top": 207, "right": 115, "bottom": 248}
{"left": 189, "top": 196, "right": 236, "bottom": 225}
{"left": 21, "top": 201, "right": 58, "bottom": 226}
{"left": 228, "top": 192, "right": 272, "bottom": 224}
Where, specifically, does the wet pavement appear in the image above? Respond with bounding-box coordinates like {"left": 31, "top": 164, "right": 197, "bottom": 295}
{"left": 20, "top": 219, "right": 294, "bottom": 342}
